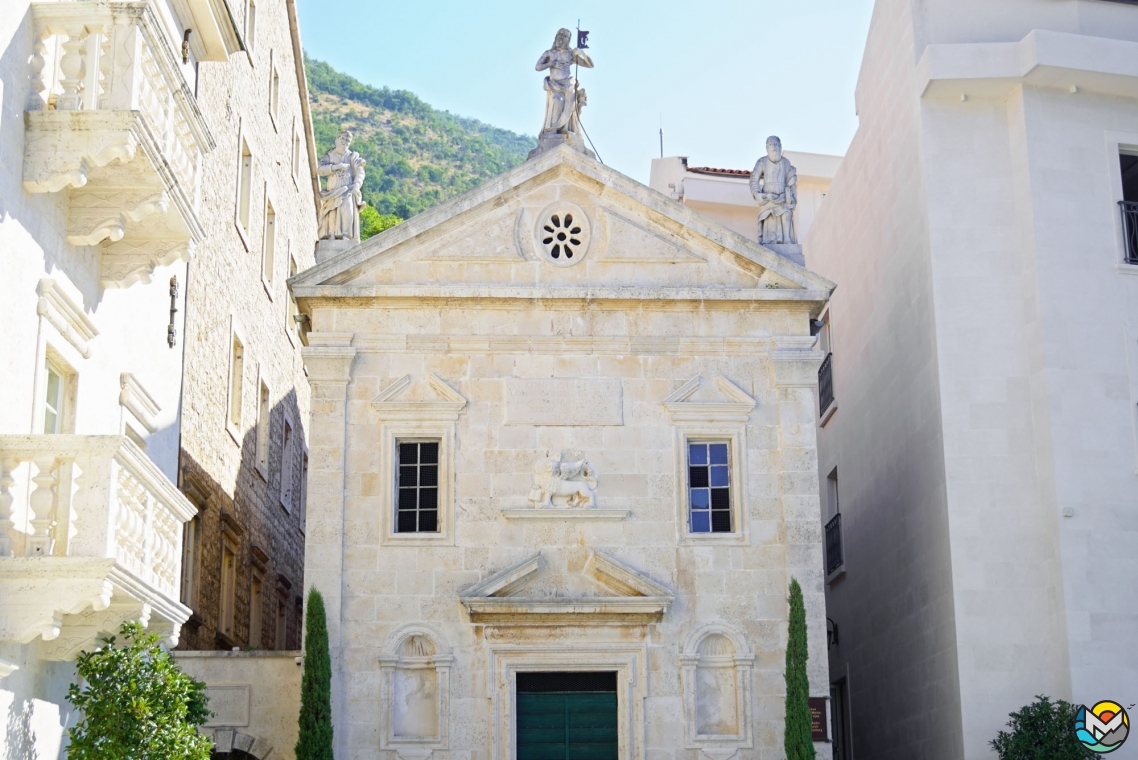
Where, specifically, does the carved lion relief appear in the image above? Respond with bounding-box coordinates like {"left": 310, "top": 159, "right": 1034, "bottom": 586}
{"left": 527, "top": 450, "right": 598, "bottom": 508}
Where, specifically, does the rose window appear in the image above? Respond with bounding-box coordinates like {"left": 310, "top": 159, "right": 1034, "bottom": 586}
{"left": 534, "top": 203, "right": 591, "bottom": 266}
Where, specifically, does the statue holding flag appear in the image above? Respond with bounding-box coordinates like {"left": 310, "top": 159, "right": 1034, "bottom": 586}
{"left": 530, "top": 27, "right": 595, "bottom": 159}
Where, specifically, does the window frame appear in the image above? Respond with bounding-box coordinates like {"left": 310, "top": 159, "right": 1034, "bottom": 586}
{"left": 255, "top": 375, "right": 271, "bottom": 478}
{"left": 244, "top": 0, "right": 257, "bottom": 60}
{"left": 38, "top": 349, "right": 77, "bottom": 435}
{"left": 685, "top": 440, "right": 734, "bottom": 535}
{"left": 225, "top": 323, "right": 246, "bottom": 445}
{"left": 279, "top": 410, "right": 296, "bottom": 513}
{"left": 235, "top": 129, "right": 253, "bottom": 248}
{"left": 180, "top": 512, "right": 201, "bottom": 609}
{"left": 261, "top": 190, "right": 276, "bottom": 297}
{"left": 268, "top": 56, "right": 280, "bottom": 129}
{"left": 394, "top": 438, "right": 442, "bottom": 535}
{"left": 673, "top": 427, "right": 748, "bottom": 545}
{"left": 219, "top": 533, "right": 238, "bottom": 639}
{"left": 380, "top": 422, "right": 455, "bottom": 546}
{"left": 249, "top": 569, "right": 264, "bottom": 649}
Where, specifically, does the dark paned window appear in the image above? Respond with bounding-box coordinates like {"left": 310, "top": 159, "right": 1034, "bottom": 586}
{"left": 396, "top": 440, "right": 439, "bottom": 533}
{"left": 688, "top": 442, "right": 732, "bottom": 533}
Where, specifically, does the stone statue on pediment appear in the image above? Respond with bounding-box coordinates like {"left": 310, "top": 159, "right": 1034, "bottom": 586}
{"left": 750, "top": 135, "right": 798, "bottom": 246}
{"left": 529, "top": 28, "right": 595, "bottom": 159}
{"left": 317, "top": 130, "right": 366, "bottom": 241}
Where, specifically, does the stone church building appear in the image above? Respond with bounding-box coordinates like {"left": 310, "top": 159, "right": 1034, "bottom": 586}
{"left": 292, "top": 144, "right": 834, "bottom": 759}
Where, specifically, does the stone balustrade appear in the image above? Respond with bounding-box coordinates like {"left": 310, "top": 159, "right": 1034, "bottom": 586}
{"left": 0, "top": 435, "right": 194, "bottom": 655}
{"left": 22, "top": 0, "right": 215, "bottom": 287}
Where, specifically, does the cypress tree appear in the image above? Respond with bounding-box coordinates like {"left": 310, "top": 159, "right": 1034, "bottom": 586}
{"left": 296, "top": 588, "right": 334, "bottom": 760}
{"left": 785, "top": 577, "right": 816, "bottom": 760}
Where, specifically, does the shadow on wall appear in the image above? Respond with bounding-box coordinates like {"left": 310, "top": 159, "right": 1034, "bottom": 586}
{"left": 176, "top": 387, "right": 309, "bottom": 653}
{"left": 4, "top": 700, "right": 36, "bottom": 760}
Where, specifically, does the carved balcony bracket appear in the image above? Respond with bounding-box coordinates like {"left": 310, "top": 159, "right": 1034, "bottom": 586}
{"left": 24, "top": 1, "right": 215, "bottom": 288}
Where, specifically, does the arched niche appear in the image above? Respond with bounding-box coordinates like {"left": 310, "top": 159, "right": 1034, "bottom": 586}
{"left": 378, "top": 624, "right": 453, "bottom": 754}
{"left": 679, "top": 622, "right": 755, "bottom": 751}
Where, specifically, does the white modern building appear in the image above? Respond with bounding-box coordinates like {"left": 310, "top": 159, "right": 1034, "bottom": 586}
{"left": 649, "top": 152, "right": 841, "bottom": 250}
{"left": 805, "top": 0, "right": 1138, "bottom": 757}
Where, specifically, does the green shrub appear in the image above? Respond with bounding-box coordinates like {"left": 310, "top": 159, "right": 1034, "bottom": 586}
{"left": 991, "top": 695, "right": 1103, "bottom": 759}
{"left": 296, "top": 588, "right": 334, "bottom": 760}
{"left": 785, "top": 577, "right": 816, "bottom": 760}
{"left": 66, "top": 621, "right": 211, "bottom": 760}
{"left": 360, "top": 205, "right": 401, "bottom": 240}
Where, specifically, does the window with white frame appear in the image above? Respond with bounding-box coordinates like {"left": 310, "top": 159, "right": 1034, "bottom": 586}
{"left": 269, "top": 62, "right": 280, "bottom": 124}
{"left": 42, "top": 356, "right": 73, "bottom": 434}
{"left": 286, "top": 254, "right": 300, "bottom": 343}
{"left": 227, "top": 333, "right": 245, "bottom": 435}
{"left": 292, "top": 125, "right": 302, "bottom": 182}
{"left": 280, "top": 413, "right": 294, "bottom": 511}
{"left": 687, "top": 441, "right": 732, "bottom": 533}
{"left": 256, "top": 379, "right": 270, "bottom": 475}
{"left": 299, "top": 449, "right": 308, "bottom": 530}
{"left": 236, "top": 138, "right": 253, "bottom": 236}
{"left": 245, "top": 0, "right": 256, "bottom": 56}
{"left": 262, "top": 196, "right": 276, "bottom": 289}
{"left": 396, "top": 440, "right": 440, "bottom": 533}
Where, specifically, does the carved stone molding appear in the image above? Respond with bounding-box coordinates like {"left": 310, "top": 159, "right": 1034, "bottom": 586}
{"left": 119, "top": 373, "right": 162, "bottom": 433}
{"left": 372, "top": 373, "right": 467, "bottom": 422}
{"left": 301, "top": 334, "right": 356, "bottom": 386}
{"left": 679, "top": 622, "right": 756, "bottom": 753}
{"left": 459, "top": 550, "right": 674, "bottom": 625}
{"left": 378, "top": 624, "right": 453, "bottom": 753}
{"left": 769, "top": 349, "right": 827, "bottom": 388}
{"left": 36, "top": 279, "right": 98, "bottom": 358}
{"left": 662, "top": 375, "right": 757, "bottom": 425}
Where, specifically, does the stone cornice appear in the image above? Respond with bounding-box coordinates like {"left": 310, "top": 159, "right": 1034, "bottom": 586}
{"left": 301, "top": 333, "right": 356, "bottom": 385}
{"left": 371, "top": 374, "right": 467, "bottom": 422}
{"left": 292, "top": 284, "right": 832, "bottom": 305}
{"left": 119, "top": 373, "right": 162, "bottom": 433}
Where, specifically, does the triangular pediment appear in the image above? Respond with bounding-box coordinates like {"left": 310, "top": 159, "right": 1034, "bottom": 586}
{"left": 371, "top": 373, "right": 466, "bottom": 421}
{"left": 290, "top": 146, "right": 833, "bottom": 304}
{"left": 663, "top": 375, "right": 757, "bottom": 424}
{"left": 459, "top": 550, "right": 673, "bottom": 624}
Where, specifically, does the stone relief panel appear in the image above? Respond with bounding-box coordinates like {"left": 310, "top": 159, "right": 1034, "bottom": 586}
{"left": 680, "top": 623, "right": 755, "bottom": 752}
{"left": 379, "top": 624, "right": 453, "bottom": 753}
{"left": 527, "top": 450, "right": 598, "bottom": 509}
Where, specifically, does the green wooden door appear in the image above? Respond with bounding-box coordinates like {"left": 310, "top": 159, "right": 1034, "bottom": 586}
{"left": 516, "top": 691, "right": 618, "bottom": 760}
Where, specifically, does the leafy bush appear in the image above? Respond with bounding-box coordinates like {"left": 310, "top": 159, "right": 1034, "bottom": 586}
{"left": 785, "top": 577, "right": 815, "bottom": 760}
{"left": 359, "top": 205, "right": 400, "bottom": 240}
{"left": 991, "top": 696, "right": 1103, "bottom": 759}
{"left": 296, "top": 588, "right": 333, "bottom": 760}
{"left": 66, "top": 621, "right": 211, "bottom": 760}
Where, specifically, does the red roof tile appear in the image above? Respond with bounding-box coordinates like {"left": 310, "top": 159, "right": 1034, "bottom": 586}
{"left": 687, "top": 166, "right": 751, "bottom": 177}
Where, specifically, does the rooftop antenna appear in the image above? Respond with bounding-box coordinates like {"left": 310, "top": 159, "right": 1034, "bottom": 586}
{"left": 659, "top": 113, "right": 664, "bottom": 158}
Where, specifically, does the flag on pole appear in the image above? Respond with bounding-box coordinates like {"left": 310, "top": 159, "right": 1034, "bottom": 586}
{"left": 577, "top": 30, "right": 590, "bottom": 49}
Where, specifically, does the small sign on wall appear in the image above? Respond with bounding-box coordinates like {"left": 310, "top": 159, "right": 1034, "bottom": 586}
{"left": 809, "top": 696, "right": 830, "bottom": 742}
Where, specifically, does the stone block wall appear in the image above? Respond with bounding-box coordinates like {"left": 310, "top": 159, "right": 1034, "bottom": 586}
{"left": 176, "top": 0, "right": 317, "bottom": 652}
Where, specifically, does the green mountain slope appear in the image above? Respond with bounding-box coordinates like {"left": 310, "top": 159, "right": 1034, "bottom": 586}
{"left": 306, "top": 56, "right": 536, "bottom": 233}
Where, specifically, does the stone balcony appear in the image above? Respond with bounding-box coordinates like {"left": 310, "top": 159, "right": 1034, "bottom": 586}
{"left": 0, "top": 435, "right": 195, "bottom": 660}
{"left": 23, "top": 0, "right": 216, "bottom": 288}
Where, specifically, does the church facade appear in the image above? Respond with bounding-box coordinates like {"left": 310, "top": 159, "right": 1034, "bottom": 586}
{"left": 293, "top": 145, "right": 834, "bottom": 759}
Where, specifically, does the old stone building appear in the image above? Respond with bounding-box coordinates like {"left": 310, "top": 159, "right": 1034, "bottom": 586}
{"left": 291, "top": 144, "right": 835, "bottom": 759}
{"left": 174, "top": 0, "right": 319, "bottom": 655}
{"left": 807, "top": 0, "right": 1138, "bottom": 758}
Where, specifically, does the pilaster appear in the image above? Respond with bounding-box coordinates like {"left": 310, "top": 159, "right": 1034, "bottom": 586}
{"left": 299, "top": 332, "right": 355, "bottom": 756}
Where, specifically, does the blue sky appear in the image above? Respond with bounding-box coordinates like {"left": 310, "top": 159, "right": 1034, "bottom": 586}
{"left": 296, "top": 0, "right": 875, "bottom": 181}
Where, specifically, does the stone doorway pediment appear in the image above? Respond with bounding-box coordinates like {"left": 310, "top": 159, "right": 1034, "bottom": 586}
{"left": 459, "top": 550, "right": 673, "bottom": 625}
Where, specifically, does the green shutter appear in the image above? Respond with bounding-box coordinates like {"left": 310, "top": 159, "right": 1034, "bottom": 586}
{"left": 516, "top": 692, "right": 618, "bottom": 760}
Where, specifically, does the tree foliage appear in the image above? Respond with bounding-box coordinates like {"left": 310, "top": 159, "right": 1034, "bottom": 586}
{"left": 359, "top": 205, "right": 400, "bottom": 240}
{"left": 991, "top": 696, "right": 1103, "bottom": 760}
{"left": 66, "top": 621, "right": 211, "bottom": 760}
{"left": 785, "top": 577, "right": 815, "bottom": 760}
{"left": 296, "top": 588, "right": 334, "bottom": 760}
{"left": 306, "top": 55, "right": 535, "bottom": 221}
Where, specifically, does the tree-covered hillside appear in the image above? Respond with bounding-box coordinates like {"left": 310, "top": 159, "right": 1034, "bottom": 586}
{"left": 306, "top": 56, "right": 536, "bottom": 229}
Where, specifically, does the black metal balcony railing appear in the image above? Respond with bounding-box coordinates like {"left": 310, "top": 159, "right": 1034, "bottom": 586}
{"left": 1121, "top": 201, "right": 1138, "bottom": 265}
{"left": 825, "top": 513, "right": 843, "bottom": 576}
{"left": 818, "top": 352, "right": 835, "bottom": 416}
